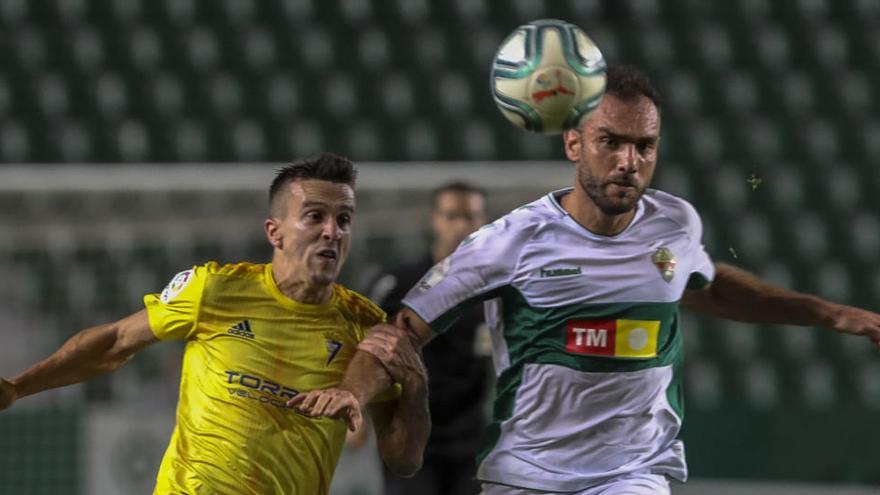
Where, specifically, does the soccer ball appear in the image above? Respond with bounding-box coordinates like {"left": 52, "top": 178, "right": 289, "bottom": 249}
{"left": 491, "top": 19, "right": 606, "bottom": 135}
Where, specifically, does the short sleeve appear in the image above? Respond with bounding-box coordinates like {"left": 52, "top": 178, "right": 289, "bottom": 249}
{"left": 143, "top": 266, "right": 208, "bottom": 341}
{"left": 402, "top": 215, "right": 523, "bottom": 333}
{"left": 684, "top": 204, "right": 715, "bottom": 289}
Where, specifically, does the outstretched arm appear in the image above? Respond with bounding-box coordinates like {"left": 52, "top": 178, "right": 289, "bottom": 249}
{"left": 0, "top": 310, "right": 158, "bottom": 410}
{"left": 682, "top": 263, "right": 880, "bottom": 348}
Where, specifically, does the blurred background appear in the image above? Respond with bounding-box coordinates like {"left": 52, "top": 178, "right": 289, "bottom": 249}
{"left": 0, "top": 0, "right": 879, "bottom": 494}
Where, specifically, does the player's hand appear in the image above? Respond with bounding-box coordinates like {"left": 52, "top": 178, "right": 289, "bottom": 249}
{"left": 286, "top": 388, "right": 363, "bottom": 432}
{"left": 358, "top": 314, "right": 428, "bottom": 392}
{"left": 0, "top": 378, "right": 18, "bottom": 411}
{"left": 827, "top": 303, "right": 880, "bottom": 350}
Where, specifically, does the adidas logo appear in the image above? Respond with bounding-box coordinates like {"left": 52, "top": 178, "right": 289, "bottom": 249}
{"left": 227, "top": 320, "right": 255, "bottom": 340}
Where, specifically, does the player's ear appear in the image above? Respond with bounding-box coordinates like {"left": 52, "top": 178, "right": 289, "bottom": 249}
{"left": 264, "top": 218, "right": 283, "bottom": 249}
{"left": 563, "top": 128, "right": 582, "bottom": 162}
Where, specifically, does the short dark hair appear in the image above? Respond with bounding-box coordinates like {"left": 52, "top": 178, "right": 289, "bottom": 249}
{"left": 430, "top": 181, "right": 487, "bottom": 210}
{"left": 269, "top": 152, "right": 357, "bottom": 215}
{"left": 604, "top": 64, "right": 662, "bottom": 112}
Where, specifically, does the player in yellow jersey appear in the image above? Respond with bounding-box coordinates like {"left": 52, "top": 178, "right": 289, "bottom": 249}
{"left": 0, "top": 153, "right": 430, "bottom": 495}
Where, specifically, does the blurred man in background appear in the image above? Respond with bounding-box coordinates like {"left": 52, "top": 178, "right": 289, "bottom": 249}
{"left": 368, "top": 181, "right": 492, "bottom": 495}
{"left": 0, "top": 153, "right": 430, "bottom": 495}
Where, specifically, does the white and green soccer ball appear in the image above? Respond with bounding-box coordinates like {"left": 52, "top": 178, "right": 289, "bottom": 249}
{"left": 491, "top": 19, "right": 606, "bottom": 135}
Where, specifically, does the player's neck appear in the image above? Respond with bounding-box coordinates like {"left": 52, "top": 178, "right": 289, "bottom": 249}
{"left": 561, "top": 188, "right": 636, "bottom": 236}
{"left": 271, "top": 262, "right": 333, "bottom": 305}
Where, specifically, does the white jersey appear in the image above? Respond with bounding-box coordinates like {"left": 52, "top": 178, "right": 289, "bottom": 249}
{"left": 403, "top": 188, "right": 715, "bottom": 492}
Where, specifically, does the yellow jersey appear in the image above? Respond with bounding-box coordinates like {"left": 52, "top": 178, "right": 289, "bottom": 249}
{"left": 143, "top": 261, "right": 394, "bottom": 495}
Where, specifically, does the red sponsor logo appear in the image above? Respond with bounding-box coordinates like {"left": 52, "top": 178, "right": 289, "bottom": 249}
{"left": 565, "top": 319, "right": 616, "bottom": 356}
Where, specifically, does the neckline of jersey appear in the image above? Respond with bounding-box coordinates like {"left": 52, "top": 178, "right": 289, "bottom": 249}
{"left": 263, "top": 263, "right": 338, "bottom": 312}
{"left": 547, "top": 187, "right": 645, "bottom": 240}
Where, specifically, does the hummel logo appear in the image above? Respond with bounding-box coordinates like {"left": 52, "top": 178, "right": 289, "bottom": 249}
{"left": 227, "top": 320, "right": 255, "bottom": 340}
{"left": 540, "top": 267, "right": 582, "bottom": 278}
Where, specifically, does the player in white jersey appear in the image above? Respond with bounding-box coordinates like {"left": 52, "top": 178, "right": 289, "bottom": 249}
{"left": 293, "top": 66, "right": 880, "bottom": 494}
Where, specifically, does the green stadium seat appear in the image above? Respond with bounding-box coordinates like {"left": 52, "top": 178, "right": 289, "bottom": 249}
{"left": 732, "top": 214, "right": 772, "bottom": 263}
{"left": 0, "top": 0, "right": 28, "bottom": 25}
{"left": 685, "top": 359, "right": 724, "bottom": 410}
{"left": 393, "top": 0, "right": 430, "bottom": 26}
{"left": 849, "top": 213, "right": 880, "bottom": 262}
{"left": 459, "top": 119, "right": 497, "bottom": 160}
{"left": 127, "top": 27, "right": 162, "bottom": 75}
{"left": 815, "top": 261, "right": 852, "bottom": 302}
{"left": 219, "top": 0, "right": 258, "bottom": 26}
{"left": 379, "top": 73, "right": 415, "bottom": 120}
{"left": 511, "top": 0, "right": 546, "bottom": 21}
{"left": 661, "top": 71, "right": 703, "bottom": 117}
{"left": 691, "top": 24, "right": 734, "bottom": 73}
{"left": 752, "top": 26, "right": 792, "bottom": 72}
{"left": 338, "top": 0, "right": 373, "bottom": 26}
{"left": 833, "top": 71, "right": 873, "bottom": 117}
{"left": 345, "top": 120, "right": 384, "bottom": 161}
{"left": 230, "top": 120, "right": 266, "bottom": 161}
{"left": 799, "top": 361, "right": 835, "bottom": 410}
{"left": 149, "top": 73, "right": 186, "bottom": 119}
{"left": 468, "top": 27, "right": 504, "bottom": 74}
{"left": 36, "top": 73, "right": 71, "bottom": 119}
{"left": 239, "top": 27, "right": 277, "bottom": 75}
{"left": 264, "top": 73, "right": 301, "bottom": 121}
{"left": 12, "top": 27, "right": 49, "bottom": 73}
{"left": 635, "top": 28, "right": 675, "bottom": 75}
{"left": 740, "top": 360, "right": 780, "bottom": 410}
{"left": 822, "top": 167, "right": 861, "bottom": 213}
{"left": 856, "top": 362, "right": 880, "bottom": 409}
{"left": 109, "top": 0, "right": 143, "bottom": 25}
{"left": 70, "top": 28, "right": 106, "bottom": 75}
{"left": 114, "top": 119, "right": 151, "bottom": 162}
{"left": 52, "top": 0, "right": 88, "bottom": 26}
{"left": 169, "top": 118, "right": 208, "bottom": 161}
{"left": 799, "top": 118, "right": 840, "bottom": 162}
{"left": 163, "top": 0, "right": 197, "bottom": 26}
{"left": 408, "top": 28, "right": 449, "bottom": 70}
{"left": 0, "top": 121, "right": 30, "bottom": 162}
{"left": 585, "top": 26, "right": 620, "bottom": 64}
{"left": 452, "top": 0, "right": 488, "bottom": 23}
{"left": 809, "top": 27, "right": 849, "bottom": 70}
{"left": 93, "top": 72, "right": 129, "bottom": 121}
{"left": 716, "top": 71, "right": 760, "bottom": 117}
{"left": 710, "top": 166, "right": 749, "bottom": 214}
{"left": 434, "top": 73, "right": 473, "bottom": 118}
{"left": 788, "top": 214, "right": 830, "bottom": 262}
{"left": 287, "top": 120, "right": 325, "bottom": 157}
{"left": 55, "top": 120, "right": 93, "bottom": 162}
{"left": 298, "top": 26, "right": 336, "bottom": 73}
{"left": 653, "top": 162, "right": 694, "bottom": 200}
{"left": 774, "top": 71, "right": 818, "bottom": 116}
{"left": 185, "top": 27, "right": 221, "bottom": 73}
{"left": 858, "top": 119, "right": 880, "bottom": 161}
{"left": 686, "top": 118, "right": 725, "bottom": 163}
{"left": 207, "top": 73, "right": 244, "bottom": 118}
{"left": 322, "top": 73, "right": 358, "bottom": 118}
{"left": 357, "top": 28, "right": 392, "bottom": 71}
{"left": 778, "top": 325, "right": 819, "bottom": 362}
{"left": 793, "top": 0, "right": 832, "bottom": 21}
{"left": 401, "top": 120, "right": 439, "bottom": 160}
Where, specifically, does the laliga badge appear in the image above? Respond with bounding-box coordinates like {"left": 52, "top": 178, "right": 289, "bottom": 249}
{"left": 651, "top": 247, "right": 676, "bottom": 283}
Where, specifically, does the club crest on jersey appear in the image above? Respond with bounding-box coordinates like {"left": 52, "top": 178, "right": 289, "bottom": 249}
{"left": 325, "top": 339, "right": 343, "bottom": 365}
{"left": 160, "top": 269, "right": 194, "bottom": 303}
{"left": 416, "top": 256, "right": 451, "bottom": 292}
{"left": 651, "top": 247, "right": 676, "bottom": 283}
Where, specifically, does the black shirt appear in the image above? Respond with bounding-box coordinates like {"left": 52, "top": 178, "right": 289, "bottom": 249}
{"left": 369, "top": 255, "right": 490, "bottom": 461}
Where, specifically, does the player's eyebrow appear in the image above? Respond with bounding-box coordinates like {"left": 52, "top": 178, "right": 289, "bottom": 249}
{"left": 596, "top": 126, "right": 659, "bottom": 144}
{"left": 301, "top": 200, "right": 355, "bottom": 213}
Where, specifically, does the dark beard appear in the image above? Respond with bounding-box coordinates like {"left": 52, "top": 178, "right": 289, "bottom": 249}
{"left": 577, "top": 166, "right": 644, "bottom": 216}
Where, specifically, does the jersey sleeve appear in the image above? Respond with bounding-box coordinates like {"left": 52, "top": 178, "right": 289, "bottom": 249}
{"left": 683, "top": 203, "right": 715, "bottom": 289}
{"left": 143, "top": 265, "right": 208, "bottom": 341}
{"left": 402, "top": 215, "right": 524, "bottom": 333}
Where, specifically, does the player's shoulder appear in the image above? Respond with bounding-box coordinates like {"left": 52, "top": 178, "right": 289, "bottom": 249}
{"left": 642, "top": 189, "right": 703, "bottom": 231}
{"left": 460, "top": 194, "right": 554, "bottom": 249}
{"left": 333, "top": 284, "right": 386, "bottom": 328}
{"left": 201, "top": 261, "right": 267, "bottom": 280}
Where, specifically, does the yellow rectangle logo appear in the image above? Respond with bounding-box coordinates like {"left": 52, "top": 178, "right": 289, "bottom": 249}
{"left": 614, "top": 319, "right": 660, "bottom": 358}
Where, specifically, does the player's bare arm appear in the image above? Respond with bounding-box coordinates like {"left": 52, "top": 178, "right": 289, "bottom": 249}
{"left": 0, "top": 310, "right": 158, "bottom": 411}
{"left": 362, "top": 322, "right": 430, "bottom": 478}
{"left": 681, "top": 263, "right": 880, "bottom": 349}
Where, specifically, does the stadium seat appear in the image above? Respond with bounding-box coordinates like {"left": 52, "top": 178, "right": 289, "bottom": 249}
{"left": 751, "top": 25, "right": 792, "bottom": 73}
{"left": 773, "top": 71, "right": 818, "bottom": 116}
{"left": 263, "top": 73, "right": 301, "bottom": 121}
{"left": 686, "top": 118, "right": 725, "bottom": 163}
{"left": 433, "top": 72, "right": 473, "bottom": 118}
{"left": 286, "top": 120, "right": 325, "bottom": 157}
{"left": 322, "top": 73, "right": 358, "bottom": 119}
{"left": 114, "top": 119, "right": 151, "bottom": 162}
{"left": 822, "top": 166, "right": 861, "bottom": 213}
{"left": 357, "top": 28, "right": 392, "bottom": 71}
{"left": 163, "top": 0, "right": 197, "bottom": 26}
{"left": 809, "top": 27, "right": 849, "bottom": 71}
{"left": 739, "top": 359, "right": 780, "bottom": 410}
{"left": 55, "top": 120, "right": 93, "bottom": 162}
{"left": 51, "top": 0, "right": 88, "bottom": 26}
{"left": 0, "top": 121, "right": 31, "bottom": 162}
{"left": 685, "top": 359, "right": 724, "bottom": 410}
{"left": 814, "top": 261, "right": 851, "bottom": 302}
{"left": 832, "top": 71, "right": 873, "bottom": 118}
{"left": 231, "top": 120, "right": 267, "bottom": 162}
{"left": 731, "top": 214, "right": 772, "bottom": 264}
{"left": 239, "top": 27, "right": 277, "bottom": 74}
{"left": 393, "top": 0, "right": 430, "bottom": 26}
{"left": 149, "top": 73, "right": 186, "bottom": 119}
{"left": 788, "top": 213, "right": 830, "bottom": 262}
{"left": 109, "top": 0, "right": 143, "bottom": 25}
{"left": 848, "top": 213, "right": 880, "bottom": 262}
{"left": 452, "top": 0, "right": 488, "bottom": 23}
{"left": 127, "top": 27, "right": 163, "bottom": 75}
{"left": 511, "top": 0, "right": 546, "bottom": 21}
{"left": 185, "top": 27, "right": 222, "bottom": 74}
{"left": 345, "top": 120, "right": 384, "bottom": 161}
{"left": 798, "top": 361, "right": 836, "bottom": 410}
{"left": 690, "top": 23, "right": 734, "bottom": 73}
{"left": 338, "top": 0, "right": 372, "bottom": 25}
{"left": 402, "top": 120, "right": 439, "bottom": 160}
{"left": 856, "top": 362, "right": 880, "bottom": 409}
{"left": 715, "top": 70, "right": 760, "bottom": 117}
{"left": 93, "top": 72, "right": 129, "bottom": 121}
{"left": 764, "top": 164, "right": 806, "bottom": 212}
{"left": 459, "top": 119, "right": 497, "bottom": 161}
{"left": 207, "top": 73, "right": 244, "bottom": 118}
{"left": 36, "top": 73, "right": 71, "bottom": 119}
{"left": 378, "top": 73, "right": 415, "bottom": 121}
{"left": 12, "top": 27, "right": 49, "bottom": 73}
{"left": 777, "top": 324, "right": 819, "bottom": 363}
{"left": 169, "top": 118, "right": 208, "bottom": 161}
{"left": 0, "top": 0, "right": 27, "bottom": 26}
{"left": 634, "top": 27, "right": 676, "bottom": 75}
{"left": 70, "top": 28, "right": 106, "bottom": 75}
{"left": 219, "top": 0, "right": 258, "bottom": 26}
{"left": 661, "top": 71, "right": 703, "bottom": 118}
